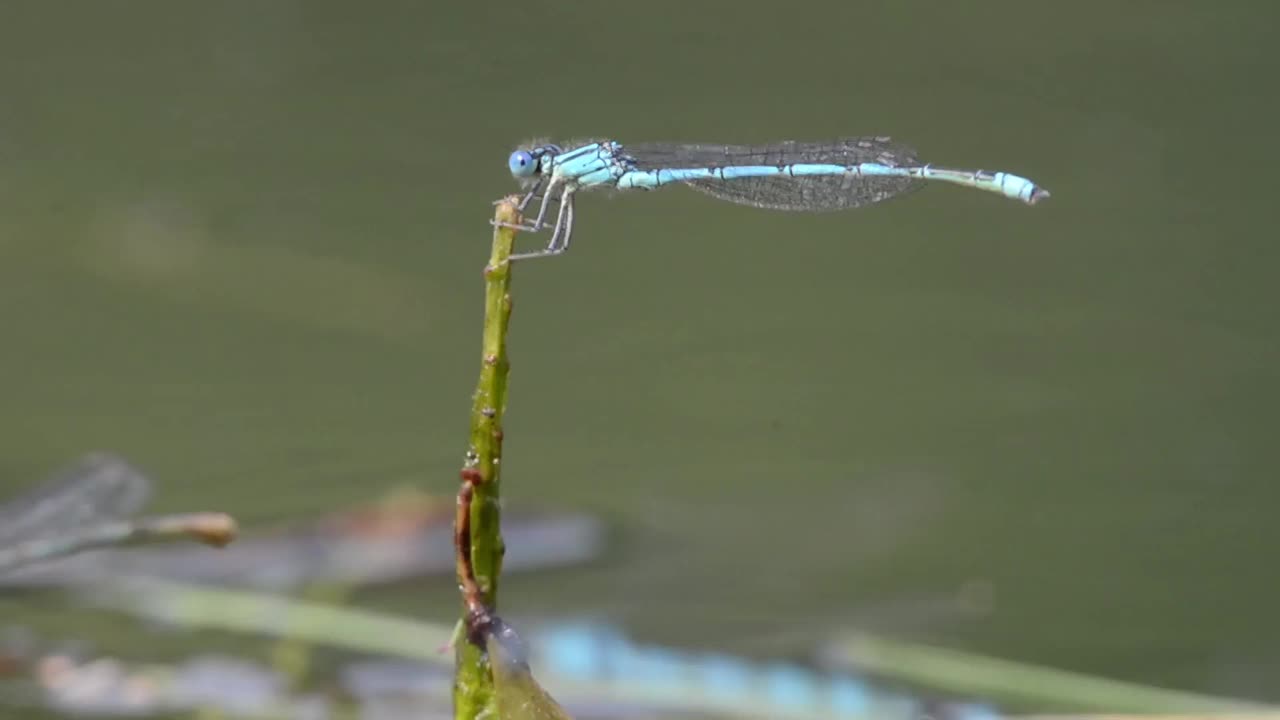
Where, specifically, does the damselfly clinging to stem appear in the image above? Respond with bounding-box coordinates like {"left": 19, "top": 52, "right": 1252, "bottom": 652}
{"left": 494, "top": 137, "right": 1049, "bottom": 261}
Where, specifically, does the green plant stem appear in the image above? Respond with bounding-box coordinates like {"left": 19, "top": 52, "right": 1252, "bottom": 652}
{"left": 825, "top": 632, "right": 1268, "bottom": 713}
{"left": 453, "top": 197, "right": 520, "bottom": 720}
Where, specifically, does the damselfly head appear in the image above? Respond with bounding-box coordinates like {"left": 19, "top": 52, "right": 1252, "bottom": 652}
{"left": 507, "top": 141, "right": 563, "bottom": 184}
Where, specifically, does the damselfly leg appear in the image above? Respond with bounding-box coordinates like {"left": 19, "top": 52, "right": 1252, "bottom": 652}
{"left": 508, "top": 188, "right": 575, "bottom": 261}
{"left": 489, "top": 172, "right": 576, "bottom": 261}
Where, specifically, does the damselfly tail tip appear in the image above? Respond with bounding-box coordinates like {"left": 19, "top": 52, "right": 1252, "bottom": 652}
{"left": 1028, "top": 186, "right": 1051, "bottom": 205}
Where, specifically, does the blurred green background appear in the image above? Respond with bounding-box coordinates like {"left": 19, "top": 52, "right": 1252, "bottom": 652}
{"left": 1, "top": 0, "right": 1277, "bottom": 704}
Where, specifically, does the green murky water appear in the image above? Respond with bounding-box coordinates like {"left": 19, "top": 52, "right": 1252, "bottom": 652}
{"left": 1, "top": 1, "right": 1278, "bottom": 704}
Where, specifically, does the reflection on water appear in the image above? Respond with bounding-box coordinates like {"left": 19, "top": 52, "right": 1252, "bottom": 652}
{"left": 2, "top": 614, "right": 1005, "bottom": 720}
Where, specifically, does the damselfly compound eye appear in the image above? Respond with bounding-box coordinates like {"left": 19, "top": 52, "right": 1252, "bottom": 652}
{"left": 508, "top": 150, "right": 536, "bottom": 178}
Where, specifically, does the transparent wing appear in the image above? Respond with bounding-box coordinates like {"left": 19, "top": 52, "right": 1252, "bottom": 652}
{"left": 624, "top": 137, "right": 924, "bottom": 211}
{"left": 0, "top": 453, "right": 151, "bottom": 548}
